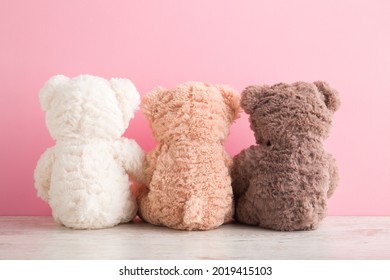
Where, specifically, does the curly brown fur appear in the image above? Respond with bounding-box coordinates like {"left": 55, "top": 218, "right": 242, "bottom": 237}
{"left": 232, "top": 81, "right": 340, "bottom": 231}
{"left": 137, "top": 82, "right": 240, "bottom": 230}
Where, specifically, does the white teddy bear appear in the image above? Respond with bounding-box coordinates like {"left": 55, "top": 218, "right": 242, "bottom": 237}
{"left": 34, "top": 74, "right": 145, "bottom": 229}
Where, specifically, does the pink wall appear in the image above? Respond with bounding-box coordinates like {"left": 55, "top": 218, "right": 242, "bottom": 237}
{"left": 1, "top": 0, "right": 389, "bottom": 216}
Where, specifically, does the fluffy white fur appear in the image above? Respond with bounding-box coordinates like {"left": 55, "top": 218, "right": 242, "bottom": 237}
{"left": 34, "top": 75, "right": 145, "bottom": 229}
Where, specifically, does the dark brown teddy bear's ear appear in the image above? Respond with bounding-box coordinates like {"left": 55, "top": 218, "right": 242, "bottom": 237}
{"left": 240, "top": 85, "right": 269, "bottom": 114}
{"left": 314, "top": 81, "right": 340, "bottom": 113}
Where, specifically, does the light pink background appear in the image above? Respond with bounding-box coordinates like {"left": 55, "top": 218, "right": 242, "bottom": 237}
{"left": 1, "top": 0, "right": 389, "bottom": 216}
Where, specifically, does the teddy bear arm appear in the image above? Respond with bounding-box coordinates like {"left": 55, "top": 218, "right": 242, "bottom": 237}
{"left": 326, "top": 153, "right": 339, "bottom": 198}
{"left": 222, "top": 150, "right": 233, "bottom": 170}
{"left": 231, "top": 147, "right": 257, "bottom": 198}
{"left": 231, "top": 175, "right": 249, "bottom": 198}
{"left": 116, "top": 138, "right": 146, "bottom": 184}
{"left": 135, "top": 148, "right": 161, "bottom": 213}
{"left": 34, "top": 147, "right": 56, "bottom": 202}
{"left": 144, "top": 147, "right": 161, "bottom": 185}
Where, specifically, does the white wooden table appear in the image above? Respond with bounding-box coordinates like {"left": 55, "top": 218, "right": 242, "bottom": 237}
{"left": 0, "top": 216, "right": 389, "bottom": 259}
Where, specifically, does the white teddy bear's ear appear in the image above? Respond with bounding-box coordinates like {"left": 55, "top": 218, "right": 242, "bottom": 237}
{"left": 39, "top": 75, "right": 69, "bottom": 111}
{"left": 110, "top": 78, "right": 140, "bottom": 124}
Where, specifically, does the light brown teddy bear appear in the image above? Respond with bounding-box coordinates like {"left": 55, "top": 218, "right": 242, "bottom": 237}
{"left": 231, "top": 81, "right": 340, "bottom": 231}
{"left": 137, "top": 82, "right": 240, "bottom": 230}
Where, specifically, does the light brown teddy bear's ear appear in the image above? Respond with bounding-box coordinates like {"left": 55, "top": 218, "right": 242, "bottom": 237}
{"left": 240, "top": 85, "right": 269, "bottom": 114}
{"left": 314, "top": 81, "right": 340, "bottom": 113}
{"left": 218, "top": 85, "right": 241, "bottom": 123}
{"left": 141, "top": 86, "right": 165, "bottom": 121}
{"left": 39, "top": 75, "right": 69, "bottom": 111}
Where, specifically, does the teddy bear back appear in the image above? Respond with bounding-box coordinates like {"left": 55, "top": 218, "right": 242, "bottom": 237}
{"left": 241, "top": 81, "right": 340, "bottom": 149}
{"left": 39, "top": 75, "right": 140, "bottom": 142}
{"left": 142, "top": 81, "right": 240, "bottom": 143}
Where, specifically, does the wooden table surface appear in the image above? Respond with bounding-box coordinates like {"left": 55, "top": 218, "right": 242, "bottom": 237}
{"left": 0, "top": 216, "right": 389, "bottom": 260}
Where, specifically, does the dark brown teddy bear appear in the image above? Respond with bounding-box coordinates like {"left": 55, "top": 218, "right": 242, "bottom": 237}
{"left": 231, "top": 81, "right": 340, "bottom": 231}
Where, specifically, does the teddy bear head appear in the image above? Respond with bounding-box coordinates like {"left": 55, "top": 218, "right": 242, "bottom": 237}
{"left": 39, "top": 74, "right": 140, "bottom": 141}
{"left": 142, "top": 82, "right": 240, "bottom": 142}
{"left": 240, "top": 81, "right": 340, "bottom": 147}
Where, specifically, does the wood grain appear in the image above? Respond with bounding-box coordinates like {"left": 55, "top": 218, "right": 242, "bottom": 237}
{"left": 0, "top": 216, "right": 389, "bottom": 259}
